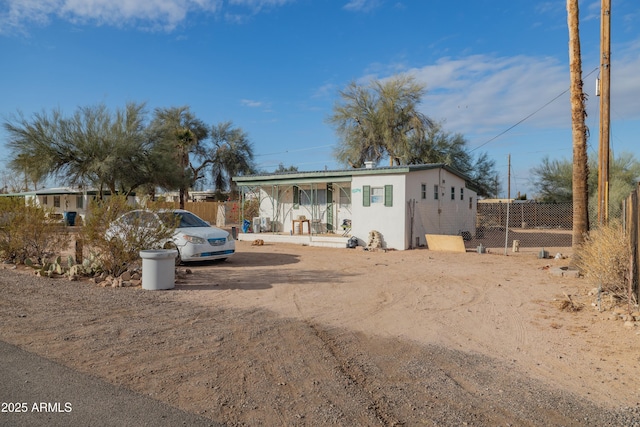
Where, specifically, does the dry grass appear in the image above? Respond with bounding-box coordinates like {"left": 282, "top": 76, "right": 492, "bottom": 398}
{"left": 574, "top": 221, "right": 631, "bottom": 302}
{"left": 557, "top": 293, "right": 583, "bottom": 312}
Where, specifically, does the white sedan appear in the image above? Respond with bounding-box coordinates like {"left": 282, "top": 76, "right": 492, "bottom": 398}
{"left": 109, "top": 209, "right": 235, "bottom": 264}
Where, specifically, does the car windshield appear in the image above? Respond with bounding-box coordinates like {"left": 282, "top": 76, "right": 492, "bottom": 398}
{"left": 159, "top": 211, "right": 210, "bottom": 228}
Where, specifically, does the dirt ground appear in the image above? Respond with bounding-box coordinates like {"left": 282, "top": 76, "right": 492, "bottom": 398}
{"left": 1, "top": 241, "right": 639, "bottom": 426}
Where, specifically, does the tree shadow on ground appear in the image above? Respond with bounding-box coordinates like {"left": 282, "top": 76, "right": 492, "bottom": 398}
{"left": 175, "top": 249, "right": 353, "bottom": 290}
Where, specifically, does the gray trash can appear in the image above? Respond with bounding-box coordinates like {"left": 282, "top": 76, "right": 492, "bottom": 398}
{"left": 140, "top": 249, "right": 178, "bottom": 290}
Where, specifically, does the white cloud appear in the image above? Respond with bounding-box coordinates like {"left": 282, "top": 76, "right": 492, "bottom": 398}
{"left": 0, "top": 0, "right": 295, "bottom": 33}
{"left": 240, "top": 99, "right": 263, "bottom": 107}
{"left": 365, "top": 48, "right": 640, "bottom": 150}
{"left": 402, "top": 55, "right": 570, "bottom": 136}
{"left": 343, "top": 0, "right": 382, "bottom": 13}
{"left": 228, "top": 0, "right": 293, "bottom": 14}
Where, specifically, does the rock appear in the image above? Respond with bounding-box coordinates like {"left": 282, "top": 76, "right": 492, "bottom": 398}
{"left": 131, "top": 272, "right": 141, "bottom": 280}
{"left": 120, "top": 271, "right": 131, "bottom": 281}
{"left": 623, "top": 321, "right": 636, "bottom": 329}
{"left": 68, "top": 275, "right": 78, "bottom": 282}
{"left": 366, "top": 230, "right": 383, "bottom": 250}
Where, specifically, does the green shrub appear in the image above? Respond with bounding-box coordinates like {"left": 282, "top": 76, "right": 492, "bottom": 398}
{"left": 0, "top": 197, "right": 70, "bottom": 264}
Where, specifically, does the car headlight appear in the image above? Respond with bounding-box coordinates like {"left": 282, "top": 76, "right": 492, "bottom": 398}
{"left": 183, "top": 235, "right": 207, "bottom": 245}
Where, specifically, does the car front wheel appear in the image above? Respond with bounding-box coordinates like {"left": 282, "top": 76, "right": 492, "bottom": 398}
{"left": 163, "top": 242, "right": 182, "bottom": 266}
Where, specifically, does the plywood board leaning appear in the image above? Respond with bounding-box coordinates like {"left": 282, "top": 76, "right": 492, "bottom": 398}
{"left": 425, "top": 234, "right": 466, "bottom": 253}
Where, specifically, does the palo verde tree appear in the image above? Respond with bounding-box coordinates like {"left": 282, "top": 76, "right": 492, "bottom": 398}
{"left": 328, "top": 75, "right": 498, "bottom": 197}
{"left": 327, "top": 74, "right": 433, "bottom": 167}
{"left": 404, "top": 121, "right": 499, "bottom": 198}
{"left": 3, "top": 102, "right": 155, "bottom": 197}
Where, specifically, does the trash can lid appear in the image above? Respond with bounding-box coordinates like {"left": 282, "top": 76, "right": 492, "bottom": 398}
{"left": 139, "top": 249, "right": 178, "bottom": 259}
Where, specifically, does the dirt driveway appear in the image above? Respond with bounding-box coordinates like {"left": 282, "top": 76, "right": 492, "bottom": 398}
{"left": 1, "top": 241, "right": 639, "bottom": 426}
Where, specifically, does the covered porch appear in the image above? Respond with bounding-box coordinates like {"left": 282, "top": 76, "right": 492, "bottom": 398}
{"left": 234, "top": 171, "right": 354, "bottom": 246}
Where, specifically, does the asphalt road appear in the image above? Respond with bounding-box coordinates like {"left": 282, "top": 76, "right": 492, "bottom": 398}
{"left": 0, "top": 341, "right": 220, "bottom": 427}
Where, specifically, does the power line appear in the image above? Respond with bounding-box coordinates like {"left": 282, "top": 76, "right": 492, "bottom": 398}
{"left": 471, "top": 66, "right": 599, "bottom": 153}
{"left": 254, "top": 143, "right": 335, "bottom": 158}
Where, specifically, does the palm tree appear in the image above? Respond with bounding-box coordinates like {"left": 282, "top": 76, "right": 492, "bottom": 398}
{"left": 567, "top": 0, "right": 590, "bottom": 246}
{"left": 209, "top": 122, "right": 256, "bottom": 199}
{"left": 149, "top": 107, "right": 208, "bottom": 208}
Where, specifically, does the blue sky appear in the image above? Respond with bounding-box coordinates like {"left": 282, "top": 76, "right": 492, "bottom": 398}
{"left": 0, "top": 0, "right": 638, "bottom": 198}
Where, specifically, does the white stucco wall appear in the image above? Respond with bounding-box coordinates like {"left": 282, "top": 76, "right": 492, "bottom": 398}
{"left": 33, "top": 193, "right": 89, "bottom": 220}
{"left": 405, "top": 169, "right": 476, "bottom": 247}
{"left": 351, "top": 173, "right": 406, "bottom": 250}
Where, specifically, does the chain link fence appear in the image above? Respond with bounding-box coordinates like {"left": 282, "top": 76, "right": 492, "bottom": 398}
{"left": 468, "top": 202, "right": 573, "bottom": 251}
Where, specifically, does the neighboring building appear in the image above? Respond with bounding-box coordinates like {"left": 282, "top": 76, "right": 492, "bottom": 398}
{"left": 157, "top": 190, "right": 219, "bottom": 202}
{"left": 1, "top": 187, "right": 136, "bottom": 223}
{"left": 233, "top": 164, "right": 478, "bottom": 250}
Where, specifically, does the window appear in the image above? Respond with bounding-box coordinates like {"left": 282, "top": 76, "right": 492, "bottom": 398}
{"left": 371, "top": 187, "right": 384, "bottom": 204}
{"left": 469, "top": 197, "right": 473, "bottom": 209}
{"left": 43, "top": 196, "right": 48, "bottom": 205}
{"left": 53, "top": 196, "right": 60, "bottom": 208}
{"left": 339, "top": 188, "right": 351, "bottom": 208}
{"left": 299, "top": 189, "right": 312, "bottom": 206}
{"left": 421, "top": 183, "right": 427, "bottom": 200}
{"left": 293, "top": 185, "right": 299, "bottom": 209}
{"left": 450, "top": 187, "right": 455, "bottom": 200}
{"left": 433, "top": 185, "right": 439, "bottom": 200}
{"left": 363, "top": 185, "right": 393, "bottom": 207}
{"left": 460, "top": 187, "right": 464, "bottom": 201}
{"left": 76, "top": 196, "right": 84, "bottom": 209}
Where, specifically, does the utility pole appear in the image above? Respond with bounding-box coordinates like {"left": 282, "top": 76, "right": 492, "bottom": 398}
{"left": 507, "top": 153, "right": 511, "bottom": 200}
{"left": 597, "top": 0, "right": 611, "bottom": 225}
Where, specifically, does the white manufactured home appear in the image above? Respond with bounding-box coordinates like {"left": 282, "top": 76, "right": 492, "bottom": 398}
{"left": 233, "top": 164, "right": 478, "bottom": 250}
{"left": 2, "top": 187, "right": 136, "bottom": 224}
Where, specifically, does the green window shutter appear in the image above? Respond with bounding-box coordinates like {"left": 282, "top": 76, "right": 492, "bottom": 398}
{"left": 384, "top": 185, "right": 393, "bottom": 207}
{"left": 293, "top": 185, "right": 299, "bottom": 209}
{"left": 363, "top": 185, "right": 371, "bottom": 207}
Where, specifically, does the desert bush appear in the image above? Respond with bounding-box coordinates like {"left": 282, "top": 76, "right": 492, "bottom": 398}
{"left": 81, "top": 195, "right": 177, "bottom": 277}
{"left": 242, "top": 198, "right": 259, "bottom": 222}
{"left": 574, "top": 221, "right": 631, "bottom": 302}
{"left": 0, "top": 197, "right": 70, "bottom": 264}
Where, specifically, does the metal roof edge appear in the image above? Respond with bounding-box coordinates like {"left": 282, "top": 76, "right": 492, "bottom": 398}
{"left": 233, "top": 163, "right": 480, "bottom": 186}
